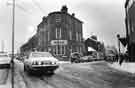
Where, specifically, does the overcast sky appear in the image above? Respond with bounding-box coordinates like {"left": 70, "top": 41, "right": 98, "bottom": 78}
{"left": 0, "top": 0, "right": 126, "bottom": 52}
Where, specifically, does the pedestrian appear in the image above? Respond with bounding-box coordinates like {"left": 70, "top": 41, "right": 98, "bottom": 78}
{"left": 115, "top": 54, "right": 118, "bottom": 62}
{"left": 119, "top": 54, "right": 124, "bottom": 65}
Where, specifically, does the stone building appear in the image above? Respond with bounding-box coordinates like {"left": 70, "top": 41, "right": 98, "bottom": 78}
{"left": 33, "top": 6, "right": 84, "bottom": 60}
{"left": 20, "top": 34, "right": 38, "bottom": 56}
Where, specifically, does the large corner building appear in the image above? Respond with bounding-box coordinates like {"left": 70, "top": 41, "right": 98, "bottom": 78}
{"left": 21, "top": 6, "right": 84, "bottom": 60}
{"left": 125, "top": 0, "right": 135, "bottom": 61}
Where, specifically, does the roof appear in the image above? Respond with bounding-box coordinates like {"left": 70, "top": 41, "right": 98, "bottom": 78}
{"left": 48, "top": 11, "right": 83, "bottom": 23}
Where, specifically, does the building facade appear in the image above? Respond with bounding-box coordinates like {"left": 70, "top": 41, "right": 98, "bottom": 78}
{"left": 36, "top": 6, "right": 84, "bottom": 60}
{"left": 125, "top": 0, "right": 135, "bottom": 61}
{"left": 20, "top": 34, "right": 38, "bottom": 56}
{"left": 84, "top": 36, "right": 105, "bottom": 59}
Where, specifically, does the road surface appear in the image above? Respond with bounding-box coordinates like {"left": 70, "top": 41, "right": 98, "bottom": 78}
{"left": 0, "top": 61, "right": 135, "bottom": 88}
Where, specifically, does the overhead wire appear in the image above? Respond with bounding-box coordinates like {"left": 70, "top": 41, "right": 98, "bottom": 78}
{"left": 6, "top": 0, "right": 32, "bottom": 15}
{"left": 31, "top": 0, "right": 45, "bottom": 14}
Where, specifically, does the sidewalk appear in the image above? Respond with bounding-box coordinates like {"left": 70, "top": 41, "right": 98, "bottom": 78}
{"left": 110, "top": 62, "right": 135, "bottom": 74}
{"left": 0, "top": 70, "right": 11, "bottom": 88}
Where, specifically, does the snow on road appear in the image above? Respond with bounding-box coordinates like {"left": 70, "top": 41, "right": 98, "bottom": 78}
{"left": 0, "top": 61, "right": 135, "bottom": 88}
{"left": 110, "top": 62, "right": 135, "bottom": 74}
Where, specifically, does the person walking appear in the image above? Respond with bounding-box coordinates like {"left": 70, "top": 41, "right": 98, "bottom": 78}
{"left": 119, "top": 54, "right": 124, "bottom": 65}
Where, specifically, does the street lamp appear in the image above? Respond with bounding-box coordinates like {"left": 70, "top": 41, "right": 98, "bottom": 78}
{"left": 117, "top": 34, "right": 121, "bottom": 62}
{"left": 11, "top": 0, "right": 15, "bottom": 88}
{"left": 117, "top": 34, "right": 120, "bottom": 54}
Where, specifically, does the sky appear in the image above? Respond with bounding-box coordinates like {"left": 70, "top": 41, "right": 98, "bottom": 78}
{"left": 0, "top": 0, "right": 126, "bottom": 52}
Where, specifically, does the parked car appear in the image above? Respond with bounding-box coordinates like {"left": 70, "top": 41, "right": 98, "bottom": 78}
{"left": 70, "top": 52, "right": 82, "bottom": 63}
{"left": 24, "top": 52, "right": 59, "bottom": 75}
{"left": 0, "top": 52, "right": 11, "bottom": 69}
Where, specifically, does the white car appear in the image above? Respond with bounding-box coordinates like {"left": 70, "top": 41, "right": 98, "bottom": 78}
{"left": 24, "top": 52, "right": 59, "bottom": 74}
{"left": 0, "top": 52, "right": 11, "bottom": 69}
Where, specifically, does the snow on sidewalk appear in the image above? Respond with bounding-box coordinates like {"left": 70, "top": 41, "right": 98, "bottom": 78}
{"left": 110, "top": 62, "right": 135, "bottom": 74}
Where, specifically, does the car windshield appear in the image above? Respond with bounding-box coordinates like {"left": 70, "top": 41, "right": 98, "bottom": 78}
{"left": 30, "top": 52, "right": 52, "bottom": 57}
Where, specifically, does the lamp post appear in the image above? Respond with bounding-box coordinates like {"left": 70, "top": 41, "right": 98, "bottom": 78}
{"left": 117, "top": 34, "right": 121, "bottom": 61}
{"left": 11, "top": 0, "right": 15, "bottom": 88}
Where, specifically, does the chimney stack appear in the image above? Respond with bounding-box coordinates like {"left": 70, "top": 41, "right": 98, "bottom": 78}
{"left": 61, "top": 5, "right": 68, "bottom": 13}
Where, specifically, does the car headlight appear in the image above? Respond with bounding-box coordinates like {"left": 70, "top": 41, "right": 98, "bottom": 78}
{"left": 52, "top": 62, "right": 56, "bottom": 64}
{"left": 32, "top": 61, "right": 38, "bottom": 65}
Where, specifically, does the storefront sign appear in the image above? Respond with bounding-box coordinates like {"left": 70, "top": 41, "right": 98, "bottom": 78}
{"left": 51, "top": 40, "right": 68, "bottom": 45}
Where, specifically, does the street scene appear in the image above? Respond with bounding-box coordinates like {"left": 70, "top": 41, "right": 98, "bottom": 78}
{"left": 0, "top": 0, "right": 135, "bottom": 88}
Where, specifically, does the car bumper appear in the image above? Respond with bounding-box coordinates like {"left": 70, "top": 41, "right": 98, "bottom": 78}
{"left": 31, "top": 65, "right": 59, "bottom": 71}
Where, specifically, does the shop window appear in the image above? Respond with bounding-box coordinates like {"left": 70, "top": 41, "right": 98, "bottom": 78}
{"left": 53, "top": 46, "right": 65, "bottom": 55}
{"left": 76, "top": 32, "right": 79, "bottom": 41}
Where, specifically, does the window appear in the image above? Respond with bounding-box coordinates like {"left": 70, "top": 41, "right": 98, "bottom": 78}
{"left": 131, "top": 22, "right": 134, "bottom": 32}
{"left": 53, "top": 46, "right": 65, "bottom": 55}
{"left": 128, "top": 20, "right": 131, "bottom": 35}
{"left": 47, "top": 31, "right": 50, "bottom": 41}
{"left": 56, "top": 14, "right": 61, "bottom": 23}
{"left": 70, "top": 46, "right": 73, "bottom": 53}
{"left": 61, "top": 46, "right": 65, "bottom": 55}
{"left": 76, "top": 32, "right": 78, "bottom": 41}
{"left": 56, "top": 28, "right": 61, "bottom": 39}
{"left": 69, "top": 30, "right": 72, "bottom": 40}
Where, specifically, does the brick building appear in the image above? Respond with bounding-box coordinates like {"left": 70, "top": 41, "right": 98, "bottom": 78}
{"left": 125, "top": 0, "right": 135, "bottom": 61}
{"left": 30, "top": 6, "right": 84, "bottom": 60}
{"left": 20, "top": 34, "right": 38, "bottom": 56}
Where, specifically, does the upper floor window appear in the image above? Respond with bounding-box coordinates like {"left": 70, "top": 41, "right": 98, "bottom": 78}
{"left": 79, "top": 33, "right": 82, "bottom": 42}
{"left": 56, "top": 27, "right": 61, "bottom": 39}
{"left": 131, "top": 22, "right": 134, "bottom": 33}
{"left": 70, "top": 46, "right": 73, "bottom": 53}
{"left": 55, "top": 14, "right": 61, "bottom": 23}
{"left": 69, "top": 30, "right": 72, "bottom": 40}
{"left": 76, "top": 32, "right": 79, "bottom": 41}
{"left": 47, "top": 31, "right": 50, "bottom": 41}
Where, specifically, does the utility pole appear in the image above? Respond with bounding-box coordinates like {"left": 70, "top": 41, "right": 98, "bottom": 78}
{"left": 117, "top": 34, "right": 121, "bottom": 61}
{"left": 11, "top": 0, "right": 15, "bottom": 88}
{"left": 1, "top": 40, "right": 4, "bottom": 52}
